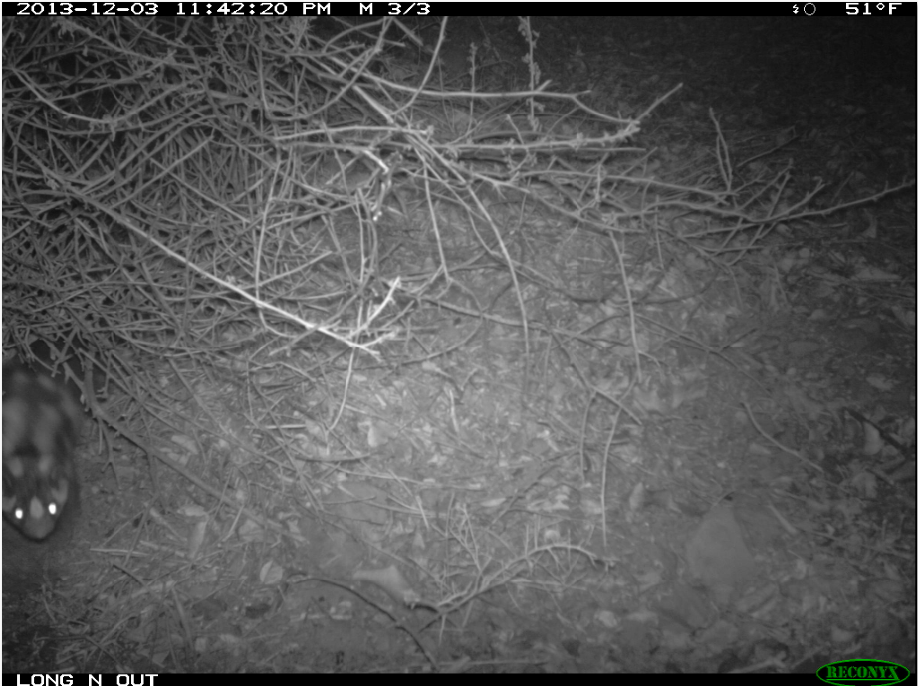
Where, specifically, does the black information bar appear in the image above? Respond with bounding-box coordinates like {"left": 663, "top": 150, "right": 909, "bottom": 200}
{"left": 6, "top": 2, "right": 917, "bottom": 17}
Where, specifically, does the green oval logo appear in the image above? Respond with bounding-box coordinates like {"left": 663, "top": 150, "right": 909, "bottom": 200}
{"left": 817, "top": 659, "right": 910, "bottom": 686}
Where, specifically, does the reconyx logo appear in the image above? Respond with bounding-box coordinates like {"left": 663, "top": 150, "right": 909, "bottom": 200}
{"left": 817, "top": 659, "right": 910, "bottom": 685}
